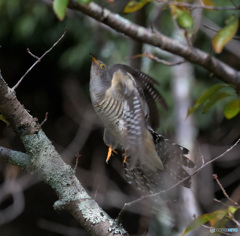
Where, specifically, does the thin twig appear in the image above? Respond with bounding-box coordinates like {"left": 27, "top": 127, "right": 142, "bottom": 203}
{"left": 118, "top": 139, "right": 240, "bottom": 218}
{"left": 231, "top": 0, "right": 238, "bottom": 8}
{"left": 231, "top": 217, "right": 240, "bottom": 227}
{"left": 213, "top": 174, "right": 239, "bottom": 206}
{"left": 12, "top": 29, "right": 67, "bottom": 91}
{"left": 163, "top": 0, "right": 240, "bottom": 10}
{"left": 213, "top": 198, "right": 232, "bottom": 207}
{"left": 200, "top": 155, "right": 205, "bottom": 165}
{"left": 150, "top": 139, "right": 240, "bottom": 198}
{"left": 132, "top": 52, "right": 185, "bottom": 66}
{"left": 27, "top": 48, "right": 40, "bottom": 59}
{"left": 40, "top": 112, "right": 48, "bottom": 127}
{"left": 203, "top": 25, "right": 240, "bottom": 40}
{"left": 74, "top": 153, "right": 80, "bottom": 171}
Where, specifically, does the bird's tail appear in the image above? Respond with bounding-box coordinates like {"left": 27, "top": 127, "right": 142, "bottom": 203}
{"left": 124, "top": 128, "right": 195, "bottom": 196}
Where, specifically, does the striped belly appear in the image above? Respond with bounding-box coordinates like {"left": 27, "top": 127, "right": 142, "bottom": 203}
{"left": 94, "top": 96, "right": 124, "bottom": 134}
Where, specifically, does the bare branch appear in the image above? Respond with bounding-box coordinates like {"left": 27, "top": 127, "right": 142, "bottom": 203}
{"left": 27, "top": 48, "right": 40, "bottom": 59}
{"left": 231, "top": 217, "right": 240, "bottom": 227}
{"left": 166, "top": 1, "right": 240, "bottom": 10}
{"left": 74, "top": 153, "right": 80, "bottom": 171}
{"left": 40, "top": 112, "right": 48, "bottom": 127}
{"left": 132, "top": 52, "right": 185, "bottom": 66}
{"left": 68, "top": 1, "right": 240, "bottom": 86}
{"left": 213, "top": 198, "right": 232, "bottom": 207}
{"left": 203, "top": 25, "right": 240, "bottom": 40}
{"left": 0, "top": 146, "right": 30, "bottom": 168}
{"left": 213, "top": 174, "right": 239, "bottom": 206}
{"left": 0, "top": 72, "right": 128, "bottom": 236}
{"left": 12, "top": 29, "right": 67, "bottom": 91}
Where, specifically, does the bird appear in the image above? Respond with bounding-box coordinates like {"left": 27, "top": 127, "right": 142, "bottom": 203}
{"left": 89, "top": 54, "right": 195, "bottom": 195}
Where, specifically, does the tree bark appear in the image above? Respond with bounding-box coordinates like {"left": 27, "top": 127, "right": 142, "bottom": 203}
{"left": 0, "top": 72, "right": 128, "bottom": 236}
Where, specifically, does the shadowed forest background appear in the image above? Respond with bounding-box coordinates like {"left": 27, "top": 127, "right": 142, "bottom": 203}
{"left": 0, "top": 0, "right": 240, "bottom": 235}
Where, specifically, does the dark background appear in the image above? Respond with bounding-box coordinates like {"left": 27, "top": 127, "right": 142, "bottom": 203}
{"left": 0, "top": 0, "right": 240, "bottom": 235}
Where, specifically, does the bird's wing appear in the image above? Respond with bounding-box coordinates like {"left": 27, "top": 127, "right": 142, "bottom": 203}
{"left": 107, "top": 67, "right": 150, "bottom": 168}
{"left": 110, "top": 64, "right": 167, "bottom": 129}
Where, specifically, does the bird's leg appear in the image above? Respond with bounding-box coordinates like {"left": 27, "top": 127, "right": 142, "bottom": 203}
{"left": 123, "top": 151, "right": 127, "bottom": 166}
{"left": 106, "top": 145, "right": 117, "bottom": 164}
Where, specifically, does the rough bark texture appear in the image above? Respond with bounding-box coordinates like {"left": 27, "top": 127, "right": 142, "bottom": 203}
{"left": 0, "top": 73, "right": 128, "bottom": 236}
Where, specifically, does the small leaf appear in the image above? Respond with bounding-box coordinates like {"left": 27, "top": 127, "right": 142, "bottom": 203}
{"left": 76, "top": 0, "right": 92, "bottom": 3}
{"left": 0, "top": 114, "right": 9, "bottom": 126}
{"left": 182, "top": 206, "right": 240, "bottom": 235}
{"left": 212, "top": 15, "right": 239, "bottom": 53}
{"left": 202, "top": 0, "right": 215, "bottom": 6}
{"left": 124, "top": 0, "right": 150, "bottom": 13}
{"left": 171, "top": 5, "right": 194, "bottom": 30}
{"left": 53, "top": 0, "right": 69, "bottom": 21}
{"left": 202, "top": 91, "right": 231, "bottom": 113}
{"left": 208, "top": 209, "right": 228, "bottom": 226}
{"left": 188, "top": 84, "right": 229, "bottom": 115}
{"left": 223, "top": 99, "right": 240, "bottom": 119}
{"left": 228, "top": 206, "right": 239, "bottom": 215}
{"left": 181, "top": 209, "right": 228, "bottom": 236}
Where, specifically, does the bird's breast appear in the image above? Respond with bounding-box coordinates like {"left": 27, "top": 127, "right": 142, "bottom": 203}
{"left": 93, "top": 95, "right": 124, "bottom": 133}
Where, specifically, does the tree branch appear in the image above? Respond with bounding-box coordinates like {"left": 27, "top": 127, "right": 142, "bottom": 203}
{"left": 0, "top": 146, "right": 30, "bottom": 168}
{"left": 68, "top": 1, "right": 240, "bottom": 86}
{"left": 166, "top": 1, "right": 240, "bottom": 10}
{"left": 12, "top": 29, "right": 67, "bottom": 90}
{"left": 0, "top": 72, "right": 128, "bottom": 235}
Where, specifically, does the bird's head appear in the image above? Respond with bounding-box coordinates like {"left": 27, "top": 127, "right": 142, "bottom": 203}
{"left": 89, "top": 54, "right": 112, "bottom": 98}
{"left": 90, "top": 54, "right": 110, "bottom": 81}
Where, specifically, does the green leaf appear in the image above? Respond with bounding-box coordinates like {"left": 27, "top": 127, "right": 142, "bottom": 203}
{"left": 202, "top": 0, "right": 215, "bottom": 6}
{"left": 188, "top": 84, "right": 229, "bottom": 115}
{"left": 202, "top": 91, "right": 231, "bottom": 113}
{"left": 53, "top": 0, "right": 68, "bottom": 21}
{"left": 208, "top": 209, "right": 228, "bottom": 226}
{"left": 212, "top": 15, "right": 239, "bottom": 53}
{"left": 182, "top": 206, "right": 240, "bottom": 235}
{"left": 181, "top": 209, "right": 228, "bottom": 236}
{"left": 124, "top": 0, "right": 150, "bottom": 13}
{"left": 76, "top": 0, "right": 92, "bottom": 4}
{"left": 0, "top": 114, "right": 9, "bottom": 126}
{"left": 228, "top": 206, "right": 239, "bottom": 215}
{"left": 223, "top": 99, "right": 240, "bottom": 119}
{"left": 171, "top": 5, "right": 194, "bottom": 30}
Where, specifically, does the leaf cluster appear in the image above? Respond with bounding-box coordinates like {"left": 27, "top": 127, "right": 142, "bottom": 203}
{"left": 188, "top": 84, "right": 240, "bottom": 119}
{"left": 182, "top": 206, "right": 240, "bottom": 235}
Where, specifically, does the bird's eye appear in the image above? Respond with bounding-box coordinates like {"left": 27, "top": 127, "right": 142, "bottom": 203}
{"left": 100, "top": 64, "right": 106, "bottom": 70}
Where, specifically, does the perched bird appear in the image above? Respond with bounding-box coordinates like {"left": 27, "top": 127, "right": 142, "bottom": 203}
{"left": 89, "top": 54, "right": 195, "bottom": 195}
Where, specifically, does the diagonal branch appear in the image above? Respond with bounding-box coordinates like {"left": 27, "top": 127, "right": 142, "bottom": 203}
{"left": 12, "top": 29, "right": 67, "bottom": 91}
{"left": 68, "top": 1, "right": 240, "bottom": 86}
{"left": 0, "top": 146, "right": 30, "bottom": 168}
{"left": 0, "top": 72, "right": 128, "bottom": 235}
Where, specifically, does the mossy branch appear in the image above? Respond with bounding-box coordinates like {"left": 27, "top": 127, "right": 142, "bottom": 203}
{"left": 0, "top": 72, "right": 128, "bottom": 235}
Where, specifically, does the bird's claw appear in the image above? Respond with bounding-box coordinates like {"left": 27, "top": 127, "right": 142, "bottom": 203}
{"left": 106, "top": 145, "right": 117, "bottom": 164}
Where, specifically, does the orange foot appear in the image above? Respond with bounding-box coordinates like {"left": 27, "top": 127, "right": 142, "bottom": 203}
{"left": 123, "top": 151, "right": 127, "bottom": 166}
{"left": 106, "top": 145, "right": 118, "bottom": 164}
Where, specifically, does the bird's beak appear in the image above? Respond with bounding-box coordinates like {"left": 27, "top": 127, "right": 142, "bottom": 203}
{"left": 90, "top": 53, "right": 99, "bottom": 65}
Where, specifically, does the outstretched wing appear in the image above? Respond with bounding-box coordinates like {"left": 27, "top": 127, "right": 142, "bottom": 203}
{"left": 110, "top": 64, "right": 167, "bottom": 130}
{"left": 107, "top": 66, "right": 163, "bottom": 171}
{"left": 108, "top": 67, "right": 147, "bottom": 165}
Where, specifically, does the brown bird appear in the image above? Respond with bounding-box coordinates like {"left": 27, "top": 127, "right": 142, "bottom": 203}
{"left": 89, "top": 54, "right": 195, "bottom": 194}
